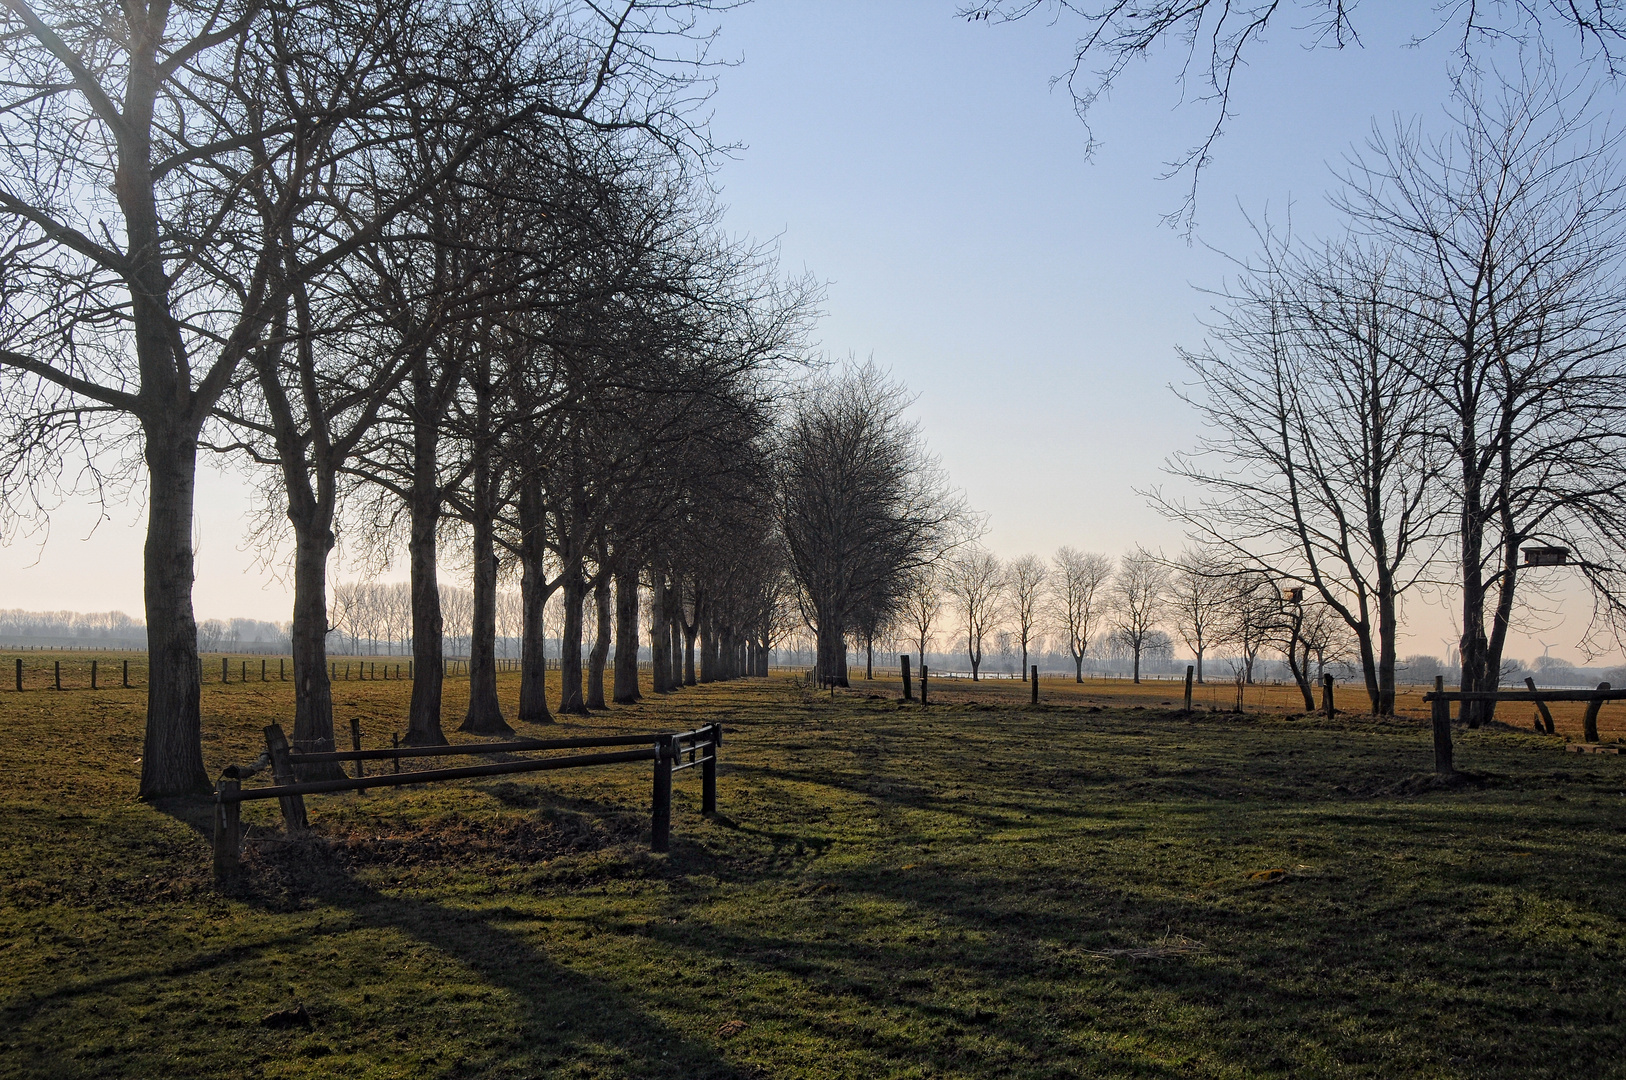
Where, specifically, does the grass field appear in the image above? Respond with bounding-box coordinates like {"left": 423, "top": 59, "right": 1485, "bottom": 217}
{"left": 2, "top": 666, "right": 1624, "bottom": 1078}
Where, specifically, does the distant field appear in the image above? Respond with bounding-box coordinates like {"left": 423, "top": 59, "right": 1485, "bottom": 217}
{"left": 1, "top": 671, "right": 1623, "bottom": 1078}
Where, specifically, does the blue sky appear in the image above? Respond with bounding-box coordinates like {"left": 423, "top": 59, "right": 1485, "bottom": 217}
{"left": 1, "top": 1, "right": 1614, "bottom": 664}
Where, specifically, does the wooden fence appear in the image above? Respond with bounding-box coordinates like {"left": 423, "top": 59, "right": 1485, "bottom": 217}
{"left": 1423, "top": 675, "right": 1624, "bottom": 770}
{"left": 211, "top": 721, "right": 721, "bottom": 888}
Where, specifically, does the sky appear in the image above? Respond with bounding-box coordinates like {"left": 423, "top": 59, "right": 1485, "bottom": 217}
{"left": 1, "top": 1, "right": 1618, "bottom": 665}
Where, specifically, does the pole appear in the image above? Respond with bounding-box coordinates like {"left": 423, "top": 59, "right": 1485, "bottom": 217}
{"left": 91, "top": 659, "right": 97, "bottom": 690}
{"left": 54, "top": 660, "right": 60, "bottom": 690}
{"left": 1432, "top": 675, "right": 1454, "bottom": 774}
{"left": 1322, "top": 674, "right": 1335, "bottom": 719}
{"left": 212, "top": 779, "right": 242, "bottom": 889}
{"left": 1184, "top": 665, "right": 1194, "bottom": 714}
{"left": 651, "top": 734, "right": 673, "bottom": 852}
{"left": 1524, "top": 676, "right": 1556, "bottom": 734}
{"left": 1583, "top": 682, "right": 1610, "bottom": 743}
{"left": 920, "top": 663, "right": 929, "bottom": 706}
{"left": 14, "top": 658, "right": 20, "bottom": 691}
{"left": 702, "top": 723, "right": 720, "bottom": 816}
{"left": 1031, "top": 665, "right": 1039, "bottom": 704}
{"left": 123, "top": 659, "right": 129, "bottom": 688}
{"left": 901, "top": 654, "right": 913, "bottom": 701}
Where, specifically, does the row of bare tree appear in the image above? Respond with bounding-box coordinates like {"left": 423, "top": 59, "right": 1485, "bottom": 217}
{"left": 0, "top": 0, "right": 821, "bottom": 796}
{"left": 883, "top": 546, "right": 1349, "bottom": 700}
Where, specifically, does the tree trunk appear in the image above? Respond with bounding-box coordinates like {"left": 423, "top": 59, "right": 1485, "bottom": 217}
{"left": 670, "top": 609, "right": 684, "bottom": 687}
{"left": 558, "top": 557, "right": 587, "bottom": 715}
{"left": 650, "top": 574, "right": 671, "bottom": 693}
{"left": 699, "top": 615, "right": 716, "bottom": 684}
{"left": 461, "top": 509, "right": 510, "bottom": 735}
{"left": 588, "top": 574, "right": 612, "bottom": 709}
{"left": 287, "top": 512, "right": 345, "bottom": 780}
{"left": 517, "top": 479, "right": 553, "bottom": 723}
{"left": 613, "top": 567, "right": 640, "bottom": 704}
{"left": 1073, "top": 652, "right": 1083, "bottom": 683}
{"left": 138, "top": 428, "right": 210, "bottom": 798}
{"left": 404, "top": 375, "right": 447, "bottom": 746}
{"left": 683, "top": 620, "right": 698, "bottom": 686}
{"left": 865, "top": 633, "right": 874, "bottom": 680}
{"left": 1132, "top": 648, "right": 1141, "bottom": 684}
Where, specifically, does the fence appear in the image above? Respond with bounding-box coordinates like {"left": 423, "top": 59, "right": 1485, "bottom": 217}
{"left": 211, "top": 720, "right": 721, "bottom": 888}
{"left": 1423, "top": 675, "right": 1624, "bottom": 771}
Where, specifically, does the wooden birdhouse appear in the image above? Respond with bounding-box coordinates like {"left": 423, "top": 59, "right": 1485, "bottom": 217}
{"left": 1522, "top": 546, "right": 1570, "bottom": 567}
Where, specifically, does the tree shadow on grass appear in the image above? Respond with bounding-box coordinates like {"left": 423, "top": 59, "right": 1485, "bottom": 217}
{"left": 137, "top": 793, "right": 760, "bottom": 1080}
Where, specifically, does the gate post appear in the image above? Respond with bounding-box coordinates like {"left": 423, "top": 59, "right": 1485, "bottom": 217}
{"left": 1431, "top": 675, "right": 1454, "bottom": 774}
{"left": 213, "top": 779, "right": 242, "bottom": 889}
{"left": 702, "top": 723, "right": 720, "bottom": 816}
{"left": 901, "top": 655, "right": 913, "bottom": 701}
{"left": 651, "top": 734, "right": 673, "bottom": 851}
{"left": 263, "top": 724, "right": 309, "bottom": 833}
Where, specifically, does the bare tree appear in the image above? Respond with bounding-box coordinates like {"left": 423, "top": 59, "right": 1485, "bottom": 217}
{"left": 1109, "top": 548, "right": 1168, "bottom": 683}
{"left": 776, "top": 363, "right": 966, "bottom": 686}
{"left": 900, "top": 566, "right": 944, "bottom": 668}
{"left": 962, "top": 0, "right": 1626, "bottom": 228}
{"left": 943, "top": 547, "right": 1004, "bottom": 680}
{"left": 1049, "top": 547, "right": 1113, "bottom": 682}
{"left": 1337, "top": 71, "right": 1626, "bottom": 744}
{"left": 1168, "top": 550, "right": 1232, "bottom": 684}
{"left": 1006, "top": 553, "right": 1047, "bottom": 680}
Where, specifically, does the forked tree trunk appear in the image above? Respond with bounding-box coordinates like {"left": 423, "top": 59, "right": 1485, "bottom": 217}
{"left": 138, "top": 428, "right": 211, "bottom": 798}
{"left": 588, "top": 574, "right": 612, "bottom": 709}
{"left": 612, "top": 567, "right": 640, "bottom": 704}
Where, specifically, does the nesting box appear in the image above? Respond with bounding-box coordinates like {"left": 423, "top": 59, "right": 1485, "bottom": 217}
{"left": 1522, "top": 546, "right": 1570, "bottom": 567}
{"left": 1282, "top": 586, "right": 1304, "bottom": 604}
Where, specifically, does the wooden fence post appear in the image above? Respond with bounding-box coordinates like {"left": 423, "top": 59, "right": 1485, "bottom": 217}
{"left": 280, "top": 658, "right": 285, "bottom": 681}
{"left": 1031, "top": 665, "right": 1039, "bottom": 704}
{"left": 213, "top": 779, "right": 242, "bottom": 889}
{"left": 1183, "top": 665, "right": 1194, "bottom": 713}
{"left": 702, "top": 723, "right": 720, "bottom": 816}
{"left": 350, "top": 717, "right": 365, "bottom": 781}
{"left": 263, "top": 724, "right": 309, "bottom": 833}
{"left": 1432, "top": 675, "right": 1454, "bottom": 774}
{"left": 54, "top": 660, "right": 60, "bottom": 690}
{"left": 222, "top": 656, "right": 228, "bottom": 683}
{"left": 15, "top": 658, "right": 21, "bottom": 691}
{"left": 920, "top": 663, "right": 929, "bottom": 706}
{"left": 241, "top": 660, "right": 247, "bottom": 683}
{"left": 122, "top": 659, "right": 129, "bottom": 688}
{"left": 901, "top": 655, "right": 913, "bottom": 701}
{"left": 651, "top": 734, "right": 673, "bottom": 852}
{"left": 91, "top": 659, "right": 97, "bottom": 690}
{"left": 1322, "top": 674, "right": 1335, "bottom": 719}
{"left": 261, "top": 659, "right": 266, "bottom": 681}
{"left": 1524, "top": 676, "right": 1556, "bottom": 734}
{"left": 1583, "top": 681, "right": 1610, "bottom": 743}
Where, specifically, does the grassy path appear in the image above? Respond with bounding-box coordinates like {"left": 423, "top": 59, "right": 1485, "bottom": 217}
{"left": 2, "top": 675, "right": 1623, "bottom": 1078}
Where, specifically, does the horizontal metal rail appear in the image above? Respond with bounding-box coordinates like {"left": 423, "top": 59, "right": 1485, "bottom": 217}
{"left": 218, "top": 746, "right": 657, "bottom": 802}
{"left": 286, "top": 732, "right": 653, "bottom": 765}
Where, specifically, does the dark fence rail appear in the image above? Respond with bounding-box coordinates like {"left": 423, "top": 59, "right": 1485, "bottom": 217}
{"left": 212, "top": 721, "right": 721, "bottom": 889}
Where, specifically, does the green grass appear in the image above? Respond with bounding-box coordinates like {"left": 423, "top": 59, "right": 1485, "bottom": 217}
{"left": 2, "top": 672, "right": 1624, "bottom": 1078}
